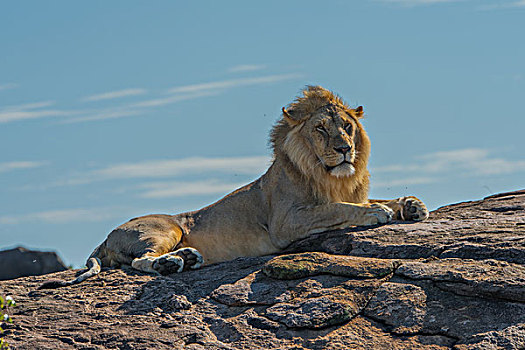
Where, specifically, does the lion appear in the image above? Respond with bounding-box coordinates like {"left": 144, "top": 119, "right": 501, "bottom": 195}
{"left": 40, "top": 85, "right": 429, "bottom": 289}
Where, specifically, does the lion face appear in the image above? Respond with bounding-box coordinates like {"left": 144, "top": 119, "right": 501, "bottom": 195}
{"left": 302, "top": 105, "right": 361, "bottom": 178}
{"left": 271, "top": 86, "right": 371, "bottom": 203}
{"left": 280, "top": 101, "right": 366, "bottom": 179}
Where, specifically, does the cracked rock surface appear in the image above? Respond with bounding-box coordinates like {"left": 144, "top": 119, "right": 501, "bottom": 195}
{"left": 1, "top": 190, "right": 524, "bottom": 349}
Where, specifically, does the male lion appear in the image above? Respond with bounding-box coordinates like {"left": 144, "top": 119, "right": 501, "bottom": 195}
{"left": 40, "top": 86, "right": 428, "bottom": 288}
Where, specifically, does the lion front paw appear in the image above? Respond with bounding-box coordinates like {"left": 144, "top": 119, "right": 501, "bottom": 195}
{"left": 358, "top": 203, "right": 394, "bottom": 226}
{"left": 399, "top": 196, "right": 429, "bottom": 221}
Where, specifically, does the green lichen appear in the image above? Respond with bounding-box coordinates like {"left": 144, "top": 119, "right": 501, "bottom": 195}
{"left": 262, "top": 252, "right": 396, "bottom": 280}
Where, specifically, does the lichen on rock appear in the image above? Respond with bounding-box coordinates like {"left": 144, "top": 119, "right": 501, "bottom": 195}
{"left": 262, "top": 251, "right": 398, "bottom": 280}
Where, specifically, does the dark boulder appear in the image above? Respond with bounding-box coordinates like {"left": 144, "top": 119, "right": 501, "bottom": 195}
{"left": 0, "top": 246, "right": 67, "bottom": 280}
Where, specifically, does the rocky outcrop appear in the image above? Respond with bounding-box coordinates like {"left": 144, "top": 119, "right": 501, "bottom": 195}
{"left": 0, "top": 247, "right": 67, "bottom": 280}
{"left": 0, "top": 190, "right": 524, "bottom": 349}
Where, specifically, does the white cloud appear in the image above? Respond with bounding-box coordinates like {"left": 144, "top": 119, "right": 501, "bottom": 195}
{"left": 0, "top": 161, "right": 47, "bottom": 174}
{"left": 0, "top": 101, "right": 83, "bottom": 124}
{"left": 166, "top": 74, "right": 303, "bottom": 94}
{"left": 383, "top": 0, "right": 525, "bottom": 10}
{"left": 1, "top": 72, "right": 302, "bottom": 124}
{"left": 478, "top": 0, "right": 525, "bottom": 9}
{"left": 129, "top": 90, "right": 220, "bottom": 108}
{"left": 2, "top": 101, "right": 56, "bottom": 110}
{"left": 420, "top": 148, "right": 524, "bottom": 175}
{"left": 54, "top": 155, "right": 271, "bottom": 186}
{"left": 0, "top": 109, "right": 71, "bottom": 123}
{"left": 82, "top": 88, "right": 147, "bottom": 102}
{"left": 379, "top": 0, "right": 462, "bottom": 5}
{"left": 0, "top": 83, "right": 19, "bottom": 91}
{"left": 227, "top": 64, "right": 266, "bottom": 73}
{"left": 372, "top": 176, "right": 438, "bottom": 188}
{"left": 60, "top": 108, "right": 143, "bottom": 124}
{"left": 63, "top": 91, "right": 219, "bottom": 123}
{"left": 138, "top": 179, "right": 247, "bottom": 198}
{"left": 0, "top": 207, "right": 121, "bottom": 225}
{"left": 371, "top": 148, "right": 525, "bottom": 187}
{"left": 94, "top": 156, "right": 270, "bottom": 179}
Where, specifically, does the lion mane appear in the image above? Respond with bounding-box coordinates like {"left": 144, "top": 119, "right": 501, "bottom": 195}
{"left": 270, "top": 85, "right": 371, "bottom": 204}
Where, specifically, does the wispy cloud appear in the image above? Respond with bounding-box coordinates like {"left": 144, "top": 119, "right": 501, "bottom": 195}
{"left": 138, "top": 179, "right": 247, "bottom": 198}
{"left": 0, "top": 207, "right": 125, "bottom": 225}
{"left": 66, "top": 72, "right": 300, "bottom": 123}
{"left": 0, "top": 83, "right": 19, "bottom": 91}
{"left": 3, "top": 101, "right": 56, "bottom": 110}
{"left": 380, "top": 0, "right": 525, "bottom": 9}
{"left": 379, "top": 0, "right": 463, "bottom": 6}
{"left": 374, "top": 148, "right": 525, "bottom": 176}
{"left": 0, "top": 161, "right": 47, "bottom": 174}
{"left": 62, "top": 91, "right": 219, "bottom": 123}
{"left": 54, "top": 155, "right": 271, "bottom": 186}
{"left": 418, "top": 148, "right": 525, "bottom": 175}
{"left": 478, "top": 0, "right": 525, "bottom": 10}
{"left": 227, "top": 64, "right": 266, "bottom": 73}
{"left": 129, "top": 90, "right": 219, "bottom": 108}
{"left": 60, "top": 108, "right": 143, "bottom": 124}
{"left": 373, "top": 176, "right": 438, "bottom": 188}
{"left": 0, "top": 101, "right": 82, "bottom": 124}
{"left": 93, "top": 156, "right": 270, "bottom": 179}
{"left": 82, "top": 88, "right": 147, "bottom": 102}
{"left": 2, "top": 72, "right": 302, "bottom": 124}
{"left": 166, "top": 74, "right": 303, "bottom": 94}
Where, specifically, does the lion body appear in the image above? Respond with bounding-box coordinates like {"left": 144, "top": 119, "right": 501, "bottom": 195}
{"left": 41, "top": 86, "right": 429, "bottom": 288}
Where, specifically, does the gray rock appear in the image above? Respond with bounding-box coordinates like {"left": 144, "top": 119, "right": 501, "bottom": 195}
{"left": 454, "top": 324, "right": 525, "bottom": 350}
{"left": 396, "top": 258, "right": 525, "bottom": 302}
{"left": 0, "top": 246, "right": 67, "bottom": 280}
{"left": 363, "top": 282, "right": 427, "bottom": 334}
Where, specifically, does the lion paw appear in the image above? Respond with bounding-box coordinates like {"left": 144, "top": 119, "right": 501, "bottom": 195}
{"left": 399, "top": 196, "right": 429, "bottom": 221}
{"left": 152, "top": 253, "right": 184, "bottom": 275}
{"left": 359, "top": 203, "right": 394, "bottom": 226}
{"left": 174, "top": 247, "right": 204, "bottom": 271}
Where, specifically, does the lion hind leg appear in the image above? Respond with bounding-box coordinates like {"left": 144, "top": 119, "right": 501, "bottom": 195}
{"left": 132, "top": 253, "right": 183, "bottom": 275}
{"left": 174, "top": 247, "right": 204, "bottom": 270}
{"left": 131, "top": 247, "right": 204, "bottom": 275}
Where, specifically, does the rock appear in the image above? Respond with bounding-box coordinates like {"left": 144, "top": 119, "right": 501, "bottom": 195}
{"left": 264, "top": 276, "right": 383, "bottom": 329}
{"left": 210, "top": 271, "right": 293, "bottom": 306}
{"left": 396, "top": 258, "right": 525, "bottom": 302}
{"left": 0, "top": 190, "right": 524, "bottom": 349}
{"left": 454, "top": 324, "right": 525, "bottom": 350}
{"left": 363, "top": 282, "right": 427, "bottom": 335}
{"left": 262, "top": 252, "right": 398, "bottom": 280}
{"left": 0, "top": 246, "right": 67, "bottom": 280}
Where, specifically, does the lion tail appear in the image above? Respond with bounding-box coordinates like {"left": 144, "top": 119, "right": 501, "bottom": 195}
{"left": 38, "top": 257, "right": 101, "bottom": 289}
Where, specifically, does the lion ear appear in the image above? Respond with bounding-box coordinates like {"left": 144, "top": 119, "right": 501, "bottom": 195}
{"left": 354, "top": 106, "right": 364, "bottom": 119}
{"left": 282, "top": 107, "right": 301, "bottom": 126}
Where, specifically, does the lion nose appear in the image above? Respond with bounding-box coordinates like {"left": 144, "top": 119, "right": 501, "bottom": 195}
{"left": 334, "top": 146, "right": 351, "bottom": 154}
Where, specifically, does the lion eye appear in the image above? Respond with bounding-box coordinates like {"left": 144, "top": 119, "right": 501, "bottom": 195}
{"left": 316, "top": 126, "right": 328, "bottom": 135}
{"left": 345, "top": 124, "right": 353, "bottom": 134}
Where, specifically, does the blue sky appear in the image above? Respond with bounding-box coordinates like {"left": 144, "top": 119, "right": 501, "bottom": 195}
{"left": 1, "top": 0, "right": 524, "bottom": 267}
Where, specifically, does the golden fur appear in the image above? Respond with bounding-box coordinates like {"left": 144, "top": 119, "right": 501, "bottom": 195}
{"left": 40, "top": 86, "right": 429, "bottom": 288}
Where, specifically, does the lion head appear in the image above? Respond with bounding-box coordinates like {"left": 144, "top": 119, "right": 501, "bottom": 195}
{"left": 270, "top": 86, "right": 371, "bottom": 203}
